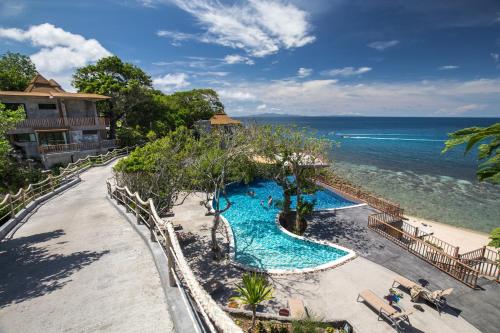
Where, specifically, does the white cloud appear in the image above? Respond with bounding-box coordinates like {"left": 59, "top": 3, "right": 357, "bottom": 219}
{"left": 452, "top": 104, "right": 487, "bottom": 115}
{"left": 157, "top": 30, "right": 199, "bottom": 46}
{"left": 153, "top": 73, "right": 190, "bottom": 92}
{"left": 224, "top": 54, "right": 254, "bottom": 65}
{"left": 0, "top": 23, "right": 111, "bottom": 90}
{"left": 367, "top": 40, "right": 399, "bottom": 51}
{"left": 0, "top": 1, "right": 25, "bottom": 17}
{"left": 297, "top": 67, "right": 312, "bottom": 78}
{"left": 257, "top": 104, "right": 267, "bottom": 110}
{"left": 159, "top": 0, "right": 315, "bottom": 57}
{"left": 217, "top": 78, "right": 500, "bottom": 117}
{"left": 322, "top": 67, "right": 372, "bottom": 77}
{"left": 219, "top": 90, "right": 257, "bottom": 101}
{"left": 438, "top": 65, "right": 459, "bottom": 70}
{"left": 491, "top": 53, "right": 499, "bottom": 62}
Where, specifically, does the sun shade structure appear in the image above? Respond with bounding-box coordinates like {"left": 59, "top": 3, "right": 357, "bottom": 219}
{"left": 0, "top": 74, "right": 110, "bottom": 101}
{"left": 253, "top": 153, "right": 330, "bottom": 168}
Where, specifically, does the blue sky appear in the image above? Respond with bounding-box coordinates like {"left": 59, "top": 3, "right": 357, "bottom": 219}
{"left": 1, "top": 0, "right": 500, "bottom": 117}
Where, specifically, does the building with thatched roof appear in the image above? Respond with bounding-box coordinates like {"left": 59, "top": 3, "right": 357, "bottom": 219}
{"left": 195, "top": 112, "right": 242, "bottom": 133}
{"left": 0, "top": 74, "right": 115, "bottom": 167}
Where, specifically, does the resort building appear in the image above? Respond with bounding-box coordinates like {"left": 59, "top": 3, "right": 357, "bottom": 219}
{"left": 195, "top": 111, "right": 242, "bottom": 133}
{"left": 0, "top": 74, "right": 115, "bottom": 167}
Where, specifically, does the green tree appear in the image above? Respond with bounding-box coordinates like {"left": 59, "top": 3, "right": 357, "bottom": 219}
{"left": 191, "top": 127, "right": 254, "bottom": 258}
{"left": 72, "top": 56, "right": 153, "bottom": 139}
{"left": 114, "top": 127, "right": 197, "bottom": 215}
{"left": 0, "top": 103, "right": 41, "bottom": 194}
{"left": 126, "top": 88, "right": 223, "bottom": 136}
{"left": 0, "top": 52, "right": 37, "bottom": 91}
{"left": 442, "top": 123, "right": 500, "bottom": 184}
{"left": 231, "top": 273, "right": 273, "bottom": 331}
{"left": 488, "top": 228, "right": 500, "bottom": 248}
{"left": 251, "top": 125, "right": 331, "bottom": 233}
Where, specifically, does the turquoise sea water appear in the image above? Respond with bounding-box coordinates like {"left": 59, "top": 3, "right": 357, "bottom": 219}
{"left": 222, "top": 179, "right": 354, "bottom": 270}
{"left": 238, "top": 117, "right": 500, "bottom": 233}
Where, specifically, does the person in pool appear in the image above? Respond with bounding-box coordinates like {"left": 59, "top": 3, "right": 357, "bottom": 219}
{"left": 268, "top": 195, "right": 273, "bottom": 206}
{"left": 247, "top": 190, "right": 255, "bottom": 197}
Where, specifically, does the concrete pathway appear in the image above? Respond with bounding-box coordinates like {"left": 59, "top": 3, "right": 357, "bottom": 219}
{"left": 0, "top": 163, "right": 174, "bottom": 333}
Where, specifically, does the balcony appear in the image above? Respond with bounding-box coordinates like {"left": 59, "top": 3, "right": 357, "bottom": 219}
{"left": 9, "top": 117, "right": 109, "bottom": 134}
{"left": 38, "top": 139, "right": 117, "bottom": 154}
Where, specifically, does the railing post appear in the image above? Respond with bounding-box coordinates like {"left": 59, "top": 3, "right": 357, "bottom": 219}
{"left": 21, "top": 189, "right": 27, "bottom": 208}
{"left": 148, "top": 213, "right": 155, "bottom": 242}
{"left": 414, "top": 227, "right": 419, "bottom": 238}
{"left": 454, "top": 246, "right": 460, "bottom": 258}
{"left": 165, "top": 229, "right": 177, "bottom": 287}
{"left": 8, "top": 196, "right": 15, "bottom": 218}
{"left": 135, "top": 196, "right": 141, "bottom": 225}
{"left": 49, "top": 175, "right": 55, "bottom": 192}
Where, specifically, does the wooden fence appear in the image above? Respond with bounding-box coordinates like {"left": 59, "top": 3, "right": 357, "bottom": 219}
{"left": 317, "top": 176, "right": 405, "bottom": 218}
{"left": 38, "top": 139, "right": 117, "bottom": 154}
{"left": 107, "top": 180, "right": 243, "bottom": 333}
{"left": 14, "top": 117, "right": 108, "bottom": 129}
{"left": 368, "top": 212, "right": 480, "bottom": 288}
{"left": 459, "top": 247, "right": 499, "bottom": 282}
{"left": 0, "top": 147, "right": 129, "bottom": 224}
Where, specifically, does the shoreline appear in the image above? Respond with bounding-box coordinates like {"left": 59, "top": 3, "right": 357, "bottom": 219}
{"left": 405, "top": 214, "right": 491, "bottom": 253}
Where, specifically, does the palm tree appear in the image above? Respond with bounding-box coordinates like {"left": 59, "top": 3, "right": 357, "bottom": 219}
{"left": 231, "top": 273, "right": 273, "bottom": 331}
{"left": 442, "top": 123, "right": 500, "bottom": 184}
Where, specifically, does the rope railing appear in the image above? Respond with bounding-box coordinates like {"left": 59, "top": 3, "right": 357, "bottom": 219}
{"left": 106, "top": 180, "right": 243, "bottom": 333}
{"left": 0, "top": 146, "right": 131, "bottom": 225}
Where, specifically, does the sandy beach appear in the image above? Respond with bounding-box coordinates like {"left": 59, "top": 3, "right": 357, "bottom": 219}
{"left": 405, "top": 215, "right": 492, "bottom": 253}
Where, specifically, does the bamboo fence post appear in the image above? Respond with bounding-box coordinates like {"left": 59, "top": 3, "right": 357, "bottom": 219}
{"left": 21, "top": 189, "right": 27, "bottom": 208}
{"left": 165, "top": 230, "right": 177, "bottom": 287}
{"left": 135, "top": 196, "right": 141, "bottom": 225}
{"left": 9, "top": 195, "right": 15, "bottom": 218}
{"left": 148, "top": 212, "right": 155, "bottom": 242}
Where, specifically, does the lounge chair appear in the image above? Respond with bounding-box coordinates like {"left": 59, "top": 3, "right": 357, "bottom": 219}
{"left": 392, "top": 276, "right": 419, "bottom": 290}
{"left": 288, "top": 297, "right": 307, "bottom": 319}
{"left": 357, "top": 289, "right": 413, "bottom": 332}
{"left": 421, "top": 288, "right": 453, "bottom": 313}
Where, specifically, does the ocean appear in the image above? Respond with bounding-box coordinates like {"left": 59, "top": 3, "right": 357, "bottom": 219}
{"left": 238, "top": 116, "right": 500, "bottom": 233}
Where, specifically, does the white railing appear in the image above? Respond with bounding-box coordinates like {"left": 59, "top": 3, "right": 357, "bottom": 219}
{"left": 107, "top": 181, "right": 243, "bottom": 333}
{"left": 0, "top": 147, "right": 130, "bottom": 223}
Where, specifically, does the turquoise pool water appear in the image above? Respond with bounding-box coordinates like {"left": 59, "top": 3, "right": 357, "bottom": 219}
{"left": 221, "top": 179, "right": 356, "bottom": 271}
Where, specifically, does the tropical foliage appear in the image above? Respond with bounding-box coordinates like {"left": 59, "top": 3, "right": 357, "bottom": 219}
{"left": 114, "top": 127, "right": 198, "bottom": 215}
{"left": 250, "top": 125, "right": 331, "bottom": 233}
{"left": 0, "top": 103, "right": 42, "bottom": 193}
{"left": 232, "top": 273, "right": 273, "bottom": 331}
{"left": 443, "top": 123, "right": 500, "bottom": 184}
{"left": 0, "top": 52, "right": 37, "bottom": 91}
{"left": 488, "top": 227, "right": 500, "bottom": 248}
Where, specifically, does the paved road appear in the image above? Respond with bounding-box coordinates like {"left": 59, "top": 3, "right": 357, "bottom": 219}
{"left": 0, "top": 162, "right": 174, "bottom": 333}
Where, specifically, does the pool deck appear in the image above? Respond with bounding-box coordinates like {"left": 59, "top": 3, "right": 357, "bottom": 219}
{"left": 171, "top": 194, "right": 494, "bottom": 333}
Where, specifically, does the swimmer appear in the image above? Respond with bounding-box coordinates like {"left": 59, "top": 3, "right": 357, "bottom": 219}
{"left": 268, "top": 195, "right": 273, "bottom": 206}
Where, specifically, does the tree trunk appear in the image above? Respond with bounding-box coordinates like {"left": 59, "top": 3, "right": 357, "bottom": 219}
{"left": 295, "top": 173, "right": 302, "bottom": 232}
{"left": 109, "top": 116, "right": 117, "bottom": 140}
{"left": 283, "top": 188, "right": 291, "bottom": 214}
{"left": 251, "top": 306, "right": 256, "bottom": 331}
{"left": 211, "top": 213, "right": 221, "bottom": 259}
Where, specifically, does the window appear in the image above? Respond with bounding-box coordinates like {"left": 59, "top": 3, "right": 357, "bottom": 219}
{"left": 3, "top": 103, "right": 26, "bottom": 111}
{"left": 37, "top": 131, "right": 67, "bottom": 145}
{"left": 13, "top": 133, "right": 36, "bottom": 142}
{"left": 38, "top": 103, "right": 57, "bottom": 110}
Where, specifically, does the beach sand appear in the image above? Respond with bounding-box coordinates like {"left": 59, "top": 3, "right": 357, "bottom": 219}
{"left": 406, "top": 215, "right": 491, "bottom": 253}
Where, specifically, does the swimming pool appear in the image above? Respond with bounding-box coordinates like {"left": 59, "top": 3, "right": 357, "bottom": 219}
{"left": 221, "top": 179, "right": 358, "bottom": 272}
